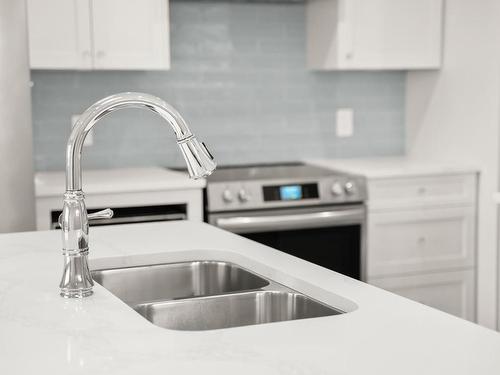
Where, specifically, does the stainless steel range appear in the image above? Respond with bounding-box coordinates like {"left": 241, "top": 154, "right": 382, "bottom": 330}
{"left": 205, "top": 163, "right": 367, "bottom": 280}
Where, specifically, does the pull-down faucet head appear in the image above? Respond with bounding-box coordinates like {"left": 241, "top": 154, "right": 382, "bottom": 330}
{"left": 178, "top": 136, "right": 216, "bottom": 179}
{"left": 59, "top": 92, "right": 216, "bottom": 298}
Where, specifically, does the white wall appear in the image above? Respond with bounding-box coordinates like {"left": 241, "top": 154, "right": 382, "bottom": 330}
{"left": 0, "top": 0, "right": 36, "bottom": 232}
{"left": 406, "top": 0, "right": 500, "bottom": 329}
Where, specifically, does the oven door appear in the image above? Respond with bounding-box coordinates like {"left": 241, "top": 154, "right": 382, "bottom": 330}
{"left": 209, "top": 205, "right": 366, "bottom": 280}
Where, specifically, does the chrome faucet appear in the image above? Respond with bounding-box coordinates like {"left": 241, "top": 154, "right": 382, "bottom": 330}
{"left": 59, "top": 92, "right": 216, "bottom": 298}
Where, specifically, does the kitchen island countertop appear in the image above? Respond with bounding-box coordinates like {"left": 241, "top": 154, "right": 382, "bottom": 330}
{"left": 0, "top": 221, "right": 499, "bottom": 374}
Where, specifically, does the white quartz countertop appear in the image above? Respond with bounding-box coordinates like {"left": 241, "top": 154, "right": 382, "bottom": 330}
{"left": 307, "top": 157, "right": 479, "bottom": 179}
{"left": 1, "top": 221, "right": 499, "bottom": 374}
{"left": 35, "top": 167, "right": 205, "bottom": 197}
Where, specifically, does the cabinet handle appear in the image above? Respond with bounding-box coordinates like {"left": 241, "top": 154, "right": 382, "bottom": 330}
{"left": 417, "top": 236, "right": 426, "bottom": 246}
{"left": 339, "top": 0, "right": 354, "bottom": 61}
{"left": 417, "top": 187, "right": 427, "bottom": 195}
{"left": 82, "top": 50, "right": 90, "bottom": 58}
{"left": 96, "top": 50, "right": 105, "bottom": 59}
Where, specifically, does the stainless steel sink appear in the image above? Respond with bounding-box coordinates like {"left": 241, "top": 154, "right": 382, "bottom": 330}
{"left": 92, "top": 260, "right": 345, "bottom": 331}
{"left": 135, "top": 290, "right": 341, "bottom": 331}
{"left": 91, "top": 261, "right": 269, "bottom": 304}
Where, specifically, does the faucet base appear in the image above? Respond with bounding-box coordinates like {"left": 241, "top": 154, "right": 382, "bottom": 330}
{"left": 59, "top": 251, "right": 94, "bottom": 298}
{"left": 60, "top": 288, "right": 93, "bottom": 299}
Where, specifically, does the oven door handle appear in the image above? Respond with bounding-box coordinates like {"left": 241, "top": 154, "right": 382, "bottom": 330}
{"left": 214, "top": 208, "right": 364, "bottom": 233}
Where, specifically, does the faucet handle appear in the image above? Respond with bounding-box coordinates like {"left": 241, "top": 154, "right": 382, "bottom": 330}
{"left": 88, "top": 208, "right": 114, "bottom": 221}
{"left": 58, "top": 208, "right": 114, "bottom": 229}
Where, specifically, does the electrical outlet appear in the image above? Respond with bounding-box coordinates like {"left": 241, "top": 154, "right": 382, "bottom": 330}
{"left": 71, "top": 114, "right": 93, "bottom": 146}
{"left": 336, "top": 108, "right": 354, "bottom": 138}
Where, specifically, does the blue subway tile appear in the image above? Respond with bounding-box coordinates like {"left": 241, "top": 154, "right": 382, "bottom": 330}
{"left": 31, "top": 1, "right": 405, "bottom": 171}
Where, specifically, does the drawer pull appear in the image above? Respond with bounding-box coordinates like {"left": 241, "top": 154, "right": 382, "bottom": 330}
{"left": 417, "top": 187, "right": 427, "bottom": 195}
{"left": 417, "top": 236, "right": 427, "bottom": 246}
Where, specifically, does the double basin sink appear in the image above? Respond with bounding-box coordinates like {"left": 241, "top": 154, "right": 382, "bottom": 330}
{"left": 92, "top": 261, "right": 344, "bottom": 331}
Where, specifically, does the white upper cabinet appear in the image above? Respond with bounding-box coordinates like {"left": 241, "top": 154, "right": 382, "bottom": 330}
{"left": 27, "top": 0, "right": 170, "bottom": 70}
{"left": 92, "top": 0, "right": 170, "bottom": 70}
{"left": 27, "top": 0, "right": 92, "bottom": 69}
{"left": 307, "top": 0, "right": 443, "bottom": 70}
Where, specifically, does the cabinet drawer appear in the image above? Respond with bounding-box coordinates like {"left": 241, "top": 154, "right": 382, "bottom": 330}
{"left": 369, "top": 269, "right": 475, "bottom": 321}
{"left": 367, "top": 206, "right": 475, "bottom": 277}
{"left": 368, "top": 173, "right": 477, "bottom": 210}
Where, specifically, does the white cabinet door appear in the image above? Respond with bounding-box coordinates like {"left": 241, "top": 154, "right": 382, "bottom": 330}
{"left": 307, "top": 0, "right": 443, "bottom": 70}
{"left": 368, "top": 206, "right": 476, "bottom": 278}
{"left": 91, "top": 0, "right": 170, "bottom": 70}
{"left": 370, "top": 270, "right": 476, "bottom": 321}
{"left": 27, "top": 0, "right": 92, "bottom": 69}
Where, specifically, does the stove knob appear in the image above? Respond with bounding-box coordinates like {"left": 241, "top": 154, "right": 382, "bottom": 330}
{"left": 238, "top": 189, "right": 251, "bottom": 203}
{"left": 331, "top": 182, "right": 344, "bottom": 196}
{"left": 344, "top": 181, "right": 356, "bottom": 195}
{"left": 222, "top": 189, "right": 233, "bottom": 203}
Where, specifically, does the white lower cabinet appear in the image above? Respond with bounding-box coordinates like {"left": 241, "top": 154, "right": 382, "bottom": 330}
{"left": 369, "top": 269, "right": 475, "bottom": 321}
{"left": 368, "top": 205, "right": 476, "bottom": 277}
{"left": 365, "top": 172, "right": 478, "bottom": 321}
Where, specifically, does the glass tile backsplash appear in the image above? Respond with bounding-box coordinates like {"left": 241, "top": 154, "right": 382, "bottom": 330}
{"left": 31, "top": 0, "right": 405, "bottom": 171}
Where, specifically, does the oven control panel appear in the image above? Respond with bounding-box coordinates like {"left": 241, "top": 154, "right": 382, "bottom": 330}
{"left": 263, "top": 183, "right": 319, "bottom": 202}
{"left": 207, "top": 175, "right": 367, "bottom": 212}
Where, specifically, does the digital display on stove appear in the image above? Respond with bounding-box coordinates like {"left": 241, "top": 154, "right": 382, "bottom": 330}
{"left": 263, "top": 183, "right": 319, "bottom": 202}
{"left": 279, "top": 185, "right": 302, "bottom": 200}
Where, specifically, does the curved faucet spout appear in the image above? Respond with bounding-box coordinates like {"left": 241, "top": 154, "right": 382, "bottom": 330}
{"left": 66, "top": 92, "right": 215, "bottom": 191}
{"left": 59, "top": 92, "right": 216, "bottom": 298}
